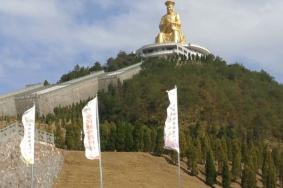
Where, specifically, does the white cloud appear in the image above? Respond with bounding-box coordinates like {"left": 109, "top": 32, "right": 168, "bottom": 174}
{"left": 178, "top": 0, "right": 283, "bottom": 79}
{"left": 0, "top": 0, "right": 57, "bottom": 18}
{"left": 0, "top": 0, "right": 282, "bottom": 94}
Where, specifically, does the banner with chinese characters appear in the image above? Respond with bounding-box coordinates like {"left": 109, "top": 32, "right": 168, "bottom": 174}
{"left": 20, "top": 105, "right": 35, "bottom": 164}
{"left": 164, "top": 87, "right": 180, "bottom": 153}
{"left": 82, "top": 97, "right": 100, "bottom": 160}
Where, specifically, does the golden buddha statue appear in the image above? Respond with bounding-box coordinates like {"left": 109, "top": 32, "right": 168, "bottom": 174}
{"left": 155, "top": 0, "right": 187, "bottom": 44}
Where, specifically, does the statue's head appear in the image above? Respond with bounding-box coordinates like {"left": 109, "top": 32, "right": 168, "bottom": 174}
{"left": 165, "top": 0, "right": 175, "bottom": 14}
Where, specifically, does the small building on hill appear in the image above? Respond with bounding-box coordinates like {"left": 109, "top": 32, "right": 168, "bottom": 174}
{"left": 136, "top": 43, "right": 210, "bottom": 59}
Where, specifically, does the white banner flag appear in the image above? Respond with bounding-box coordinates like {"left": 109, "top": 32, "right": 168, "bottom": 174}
{"left": 164, "top": 87, "right": 180, "bottom": 153}
{"left": 20, "top": 105, "right": 35, "bottom": 165}
{"left": 82, "top": 97, "right": 101, "bottom": 160}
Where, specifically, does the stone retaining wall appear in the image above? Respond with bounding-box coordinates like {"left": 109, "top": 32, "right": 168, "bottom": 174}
{"left": 0, "top": 137, "right": 63, "bottom": 188}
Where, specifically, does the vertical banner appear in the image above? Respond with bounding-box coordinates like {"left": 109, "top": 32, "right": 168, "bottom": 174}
{"left": 20, "top": 105, "right": 36, "bottom": 165}
{"left": 82, "top": 97, "right": 100, "bottom": 160}
{"left": 164, "top": 86, "right": 180, "bottom": 153}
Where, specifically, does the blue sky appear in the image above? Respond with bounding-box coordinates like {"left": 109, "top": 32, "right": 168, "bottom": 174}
{"left": 0, "top": 0, "right": 283, "bottom": 94}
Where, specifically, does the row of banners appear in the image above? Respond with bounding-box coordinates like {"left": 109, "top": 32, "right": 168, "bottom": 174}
{"left": 20, "top": 87, "right": 179, "bottom": 164}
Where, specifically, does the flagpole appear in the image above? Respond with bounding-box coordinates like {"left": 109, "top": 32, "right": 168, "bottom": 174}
{"left": 175, "top": 86, "right": 181, "bottom": 188}
{"left": 96, "top": 95, "right": 103, "bottom": 188}
{"left": 31, "top": 102, "right": 35, "bottom": 188}
{"left": 178, "top": 151, "right": 181, "bottom": 188}
{"left": 31, "top": 164, "right": 34, "bottom": 188}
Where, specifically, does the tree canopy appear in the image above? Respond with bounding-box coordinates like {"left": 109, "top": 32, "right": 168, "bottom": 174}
{"left": 58, "top": 51, "right": 140, "bottom": 83}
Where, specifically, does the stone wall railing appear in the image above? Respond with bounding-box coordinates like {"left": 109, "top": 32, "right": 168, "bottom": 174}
{"left": 0, "top": 122, "right": 54, "bottom": 145}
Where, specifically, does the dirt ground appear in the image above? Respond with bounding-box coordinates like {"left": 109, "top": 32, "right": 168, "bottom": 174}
{"left": 54, "top": 151, "right": 212, "bottom": 188}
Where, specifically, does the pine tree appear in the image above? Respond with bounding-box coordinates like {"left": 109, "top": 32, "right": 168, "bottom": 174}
{"left": 279, "top": 153, "right": 283, "bottom": 188}
{"left": 205, "top": 149, "right": 217, "bottom": 186}
{"left": 226, "top": 139, "right": 233, "bottom": 161}
{"left": 187, "top": 144, "right": 198, "bottom": 176}
{"left": 65, "top": 124, "right": 76, "bottom": 149}
{"left": 241, "top": 139, "right": 248, "bottom": 163}
{"left": 262, "top": 146, "right": 269, "bottom": 185}
{"left": 143, "top": 127, "right": 152, "bottom": 152}
{"left": 265, "top": 162, "right": 277, "bottom": 188}
{"left": 43, "top": 80, "right": 50, "bottom": 86}
{"left": 241, "top": 168, "right": 248, "bottom": 188}
{"left": 217, "top": 139, "right": 228, "bottom": 175}
{"left": 100, "top": 122, "right": 110, "bottom": 151}
{"left": 108, "top": 122, "right": 117, "bottom": 151}
{"left": 222, "top": 160, "right": 231, "bottom": 188}
{"left": 271, "top": 147, "right": 281, "bottom": 172}
{"left": 232, "top": 140, "right": 241, "bottom": 180}
{"left": 195, "top": 138, "right": 202, "bottom": 164}
{"left": 154, "top": 127, "right": 164, "bottom": 156}
{"left": 179, "top": 131, "right": 187, "bottom": 158}
{"left": 200, "top": 136, "right": 209, "bottom": 164}
{"left": 241, "top": 164, "right": 256, "bottom": 188}
{"left": 262, "top": 147, "right": 277, "bottom": 188}
{"left": 250, "top": 144, "right": 260, "bottom": 172}
{"left": 150, "top": 128, "right": 157, "bottom": 153}
{"left": 54, "top": 122, "right": 65, "bottom": 148}
{"left": 124, "top": 123, "right": 134, "bottom": 151}
{"left": 133, "top": 125, "right": 144, "bottom": 151}
{"left": 116, "top": 123, "right": 126, "bottom": 151}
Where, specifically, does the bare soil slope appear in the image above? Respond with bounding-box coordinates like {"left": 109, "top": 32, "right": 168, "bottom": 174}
{"left": 54, "top": 151, "right": 210, "bottom": 188}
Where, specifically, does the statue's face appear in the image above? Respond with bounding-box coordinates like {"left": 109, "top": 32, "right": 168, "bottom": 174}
{"left": 167, "top": 4, "right": 174, "bottom": 14}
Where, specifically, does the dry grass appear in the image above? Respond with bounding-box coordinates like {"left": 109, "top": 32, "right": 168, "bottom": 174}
{"left": 55, "top": 151, "right": 277, "bottom": 188}
{"left": 54, "top": 151, "right": 210, "bottom": 188}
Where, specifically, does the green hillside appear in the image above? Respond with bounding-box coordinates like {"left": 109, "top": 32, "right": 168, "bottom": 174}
{"left": 100, "top": 55, "right": 283, "bottom": 141}
{"left": 41, "top": 54, "right": 283, "bottom": 187}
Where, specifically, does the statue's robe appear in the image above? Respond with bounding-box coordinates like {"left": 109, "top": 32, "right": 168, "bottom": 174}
{"left": 155, "top": 13, "right": 186, "bottom": 44}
